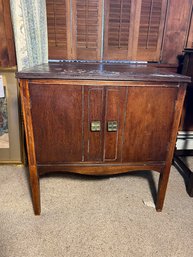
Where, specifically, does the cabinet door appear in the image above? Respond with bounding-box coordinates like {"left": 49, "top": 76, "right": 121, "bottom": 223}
{"left": 84, "top": 86, "right": 126, "bottom": 162}
{"left": 29, "top": 83, "right": 83, "bottom": 164}
{"left": 122, "top": 87, "right": 178, "bottom": 162}
{"left": 104, "top": 87, "right": 126, "bottom": 162}
{"left": 84, "top": 86, "right": 104, "bottom": 161}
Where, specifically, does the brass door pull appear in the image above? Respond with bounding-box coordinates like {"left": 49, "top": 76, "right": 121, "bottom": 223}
{"left": 107, "top": 121, "right": 118, "bottom": 131}
{"left": 91, "top": 121, "right": 101, "bottom": 131}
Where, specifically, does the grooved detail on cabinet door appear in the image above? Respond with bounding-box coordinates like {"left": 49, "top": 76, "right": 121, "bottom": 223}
{"left": 84, "top": 87, "right": 104, "bottom": 161}
{"left": 29, "top": 84, "right": 83, "bottom": 163}
{"left": 104, "top": 87, "right": 126, "bottom": 161}
{"left": 122, "top": 87, "right": 178, "bottom": 162}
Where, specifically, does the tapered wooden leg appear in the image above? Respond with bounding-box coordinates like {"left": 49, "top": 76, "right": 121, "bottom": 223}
{"left": 20, "top": 80, "right": 40, "bottom": 215}
{"left": 156, "top": 167, "right": 170, "bottom": 212}
{"left": 29, "top": 165, "right": 41, "bottom": 215}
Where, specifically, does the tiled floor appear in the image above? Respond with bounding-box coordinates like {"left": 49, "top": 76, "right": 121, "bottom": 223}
{"left": 0, "top": 133, "right": 9, "bottom": 148}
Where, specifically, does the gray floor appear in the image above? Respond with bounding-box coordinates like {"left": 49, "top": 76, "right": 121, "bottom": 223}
{"left": 0, "top": 162, "right": 193, "bottom": 257}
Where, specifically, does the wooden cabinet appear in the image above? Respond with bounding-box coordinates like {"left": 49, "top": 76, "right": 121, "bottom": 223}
{"left": 17, "top": 62, "right": 190, "bottom": 215}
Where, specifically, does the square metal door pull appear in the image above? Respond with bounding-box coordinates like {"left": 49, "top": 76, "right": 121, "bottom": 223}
{"left": 107, "top": 121, "right": 118, "bottom": 131}
{"left": 91, "top": 121, "right": 101, "bottom": 131}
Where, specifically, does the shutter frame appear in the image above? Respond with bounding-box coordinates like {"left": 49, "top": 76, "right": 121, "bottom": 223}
{"left": 103, "top": 0, "right": 167, "bottom": 61}
{"left": 135, "top": 0, "right": 168, "bottom": 61}
{"left": 104, "top": 0, "right": 134, "bottom": 60}
{"left": 71, "top": 0, "right": 103, "bottom": 60}
{"left": 46, "top": 0, "right": 71, "bottom": 59}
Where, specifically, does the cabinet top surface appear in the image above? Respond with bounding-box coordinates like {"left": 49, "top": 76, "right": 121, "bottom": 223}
{"left": 16, "top": 62, "right": 191, "bottom": 83}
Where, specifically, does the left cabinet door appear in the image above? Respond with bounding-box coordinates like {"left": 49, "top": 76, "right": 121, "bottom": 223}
{"left": 29, "top": 83, "right": 84, "bottom": 164}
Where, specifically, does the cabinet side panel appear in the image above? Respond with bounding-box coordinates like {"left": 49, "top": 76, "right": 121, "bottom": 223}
{"left": 122, "top": 86, "right": 178, "bottom": 162}
{"left": 29, "top": 83, "right": 83, "bottom": 163}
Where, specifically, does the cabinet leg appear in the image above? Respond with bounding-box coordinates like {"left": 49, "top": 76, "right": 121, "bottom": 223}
{"left": 29, "top": 165, "right": 41, "bottom": 215}
{"left": 156, "top": 167, "right": 170, "bottom": 212}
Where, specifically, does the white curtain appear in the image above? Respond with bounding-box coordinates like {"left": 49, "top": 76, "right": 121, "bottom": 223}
{"left": 10, "top": 0, "right": 48, "bottom": 71}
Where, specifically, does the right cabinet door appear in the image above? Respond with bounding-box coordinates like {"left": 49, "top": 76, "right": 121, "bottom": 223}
{"left": 122, "top": 86, "right": 178, "bottom": 162}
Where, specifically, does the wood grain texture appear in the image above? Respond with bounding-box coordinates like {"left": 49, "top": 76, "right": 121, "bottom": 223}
{"left": 38, "top": 163, "right": 164, "bottom": 176}
{"left": 122, "top": 86, "right": 178, "bottom": 162}
{"left": 156, "top": 85, "right": 187, "bottom": 211}
{"left": 29, "top": 83, "right": 83, "bottom": 163}
{"left": 0, "top": 0, "right": 16, "bottom": 67}
{"left": 104, "top": 87, "right": 126, "bottom": 161}
{"left": 20, "top": 80, "right": 40, "bottom": 215}
{"left": 161, "top": 0, "right": 193, "bottom": 64}
{"left": 84, "top": 87, "right": 104, "bottom": 161}
{"left": 15, "top": 62, "right": 191, "bottom": 83}
{"left": 18, "top": 63, "right": 189, "bottom": 214}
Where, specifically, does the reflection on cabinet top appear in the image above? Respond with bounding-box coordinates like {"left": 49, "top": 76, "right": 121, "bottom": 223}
{"left": 16, "top": 62, "right": 191, "bottom": 84}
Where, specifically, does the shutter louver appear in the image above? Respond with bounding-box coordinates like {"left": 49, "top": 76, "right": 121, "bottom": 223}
{"left": 46, "top": 0, "right": 68, "bottom": 59}
{"left": 138, "top": 0, "right": 162, "bottom": 49}
{"left": 104, "top": 0, "right": 133, "bottom": 60}
{"left": 72, "top": 0, "right": 102, "bottom": 60}
{"left": 136, "top": 0, "right": 167, "bottom": 61}
{"left": 108, "top": 0, "right": 131, "bottom": 49}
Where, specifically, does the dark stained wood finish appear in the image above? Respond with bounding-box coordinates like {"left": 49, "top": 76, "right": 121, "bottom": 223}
{"left": 161, "top": 0, "right": 193, "bottom": 64}
{"left": 84, "top": 87, "right": 104, "bottom": 161}
{"left": 16, "top": 62, "right": 190, "bottom": 83}
{"left": 104, "top": 87, "right": 126, "bottom": 161}
{"left": 0, "top": 0, "right": 16, "bottom": 67}
{"left": 122, "top": 87, "right": 177, "bottom": 162}
{"left": 156, "top": 85, "right": 187, "bottom": 211}
{"left": 20, "top": 80, "right": 40, "bottom": 215}
{"left": 29, "top": 83, "right": 83, "bottom": 163}
{"left": 17, "top": 62, "right": 190, "bottom": 215}
{"left": 38, "top": 162, "right": 164, "bottom": 176}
